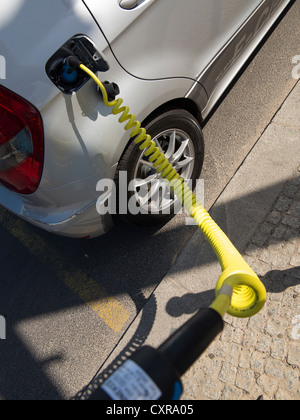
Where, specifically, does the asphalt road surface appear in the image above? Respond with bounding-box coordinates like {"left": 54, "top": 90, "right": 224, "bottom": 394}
{"left": 0, "top": 1, "right": 299, "bottom": 400}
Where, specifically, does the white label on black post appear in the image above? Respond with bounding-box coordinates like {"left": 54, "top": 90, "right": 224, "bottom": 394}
{"left": 102, "top": 359, "right": 162, "bottom": 401}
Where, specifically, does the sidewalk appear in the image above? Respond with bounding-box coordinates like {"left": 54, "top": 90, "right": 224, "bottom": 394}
{"left": 182, "top": 166, "right": 300, "bottom": 400}
{"left": 84, "top": 80, "right": 300, "bottom": 401}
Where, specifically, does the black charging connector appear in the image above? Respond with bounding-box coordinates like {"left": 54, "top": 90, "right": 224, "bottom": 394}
{"left": 102, "top": 81, "right": 120, "bottom": 102}
{"left": 87, "top": 308, "right": 224, "bottom": 401}
{"left": 46, "top": 35, "right": 109, "bottom": 94}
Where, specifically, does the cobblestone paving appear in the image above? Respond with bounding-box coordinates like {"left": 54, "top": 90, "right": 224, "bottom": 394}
{"left": 183, "top": 167, "right": 300, "bottom": 400}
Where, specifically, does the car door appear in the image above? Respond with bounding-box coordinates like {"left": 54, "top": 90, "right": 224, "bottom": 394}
{"left": 83, "top": 0, "right": 263, "bottom": 81}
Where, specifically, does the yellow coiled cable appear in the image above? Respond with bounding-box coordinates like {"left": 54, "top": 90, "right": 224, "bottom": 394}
{"left": 80, "top": 64, "right": 266, "bottom": 319}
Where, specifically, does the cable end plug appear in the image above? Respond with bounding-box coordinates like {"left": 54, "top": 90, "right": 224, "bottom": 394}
{"left": 65, "top": 56, "right": 82, "bottom": 69}
{"left": 102, "top": 81, "right": 120, "bottom": 102}
{"left": 61, "top": 57, "right": 82, "bottom": 84}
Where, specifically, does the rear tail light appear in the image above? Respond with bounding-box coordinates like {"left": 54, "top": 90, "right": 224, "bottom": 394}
{"left": 0, "top": 86, "right": 44, "bottom": 194}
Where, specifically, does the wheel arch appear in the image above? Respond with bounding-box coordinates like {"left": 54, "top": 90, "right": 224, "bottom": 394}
{"left": 117, "top": 97, "right": 203, "bottom": 162}
{"left": 141, "top": 97, "right": 203, "bottom": 129}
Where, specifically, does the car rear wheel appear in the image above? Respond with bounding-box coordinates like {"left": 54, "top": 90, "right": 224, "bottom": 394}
{"left": 115, "top": 109, "right": 204, "bottom": 226}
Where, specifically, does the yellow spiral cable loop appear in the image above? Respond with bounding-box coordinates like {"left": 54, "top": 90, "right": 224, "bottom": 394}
{"left": 80, "top": 64, "right": 267, "bottom": 319}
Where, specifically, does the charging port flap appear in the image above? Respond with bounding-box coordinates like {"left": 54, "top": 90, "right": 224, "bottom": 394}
{"left": 46, "top": 35, "right": 109, "bottom": 94}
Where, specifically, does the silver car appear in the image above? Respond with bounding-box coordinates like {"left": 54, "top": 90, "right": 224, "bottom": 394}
{"left": 0, "top": 0, "right": 292, "bottom": 238}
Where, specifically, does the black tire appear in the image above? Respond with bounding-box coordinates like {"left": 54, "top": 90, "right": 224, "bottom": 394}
{"left": 115, "top": 109, "right": 204, "bottom": 226}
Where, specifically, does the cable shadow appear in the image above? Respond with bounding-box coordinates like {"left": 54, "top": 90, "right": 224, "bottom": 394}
{"left": 165, "top": 267, "right": 300, "bottom": 318}
{"left": 262, "top": 266, "right": 300, "bottom": 294}
{"left": 73, "top": 292, "right": 158, "bottom": 400}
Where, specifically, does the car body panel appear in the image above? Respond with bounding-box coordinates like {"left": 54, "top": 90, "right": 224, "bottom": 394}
{"left": 187, "top": 0, "right": 292, "bottom": 119}
{"left": 197, "top": 0, "right": 291, "bottom": 97}
{"left": 0, "top": 0, "right": 107, "bottom": 110}
{"left": 83, "top": 0, "right": 263, "bottom": 80}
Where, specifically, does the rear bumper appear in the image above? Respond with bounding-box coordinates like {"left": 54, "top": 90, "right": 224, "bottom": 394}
{"left": 0, "top": 166, "right": 117, "bottom": 239}
{"left": 25, "top": 199, "right": 113, "bottom": 239}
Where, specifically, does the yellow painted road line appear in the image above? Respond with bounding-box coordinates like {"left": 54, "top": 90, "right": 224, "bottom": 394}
{"left": 0, "top": 208, "right": 130, "bottom": 333}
